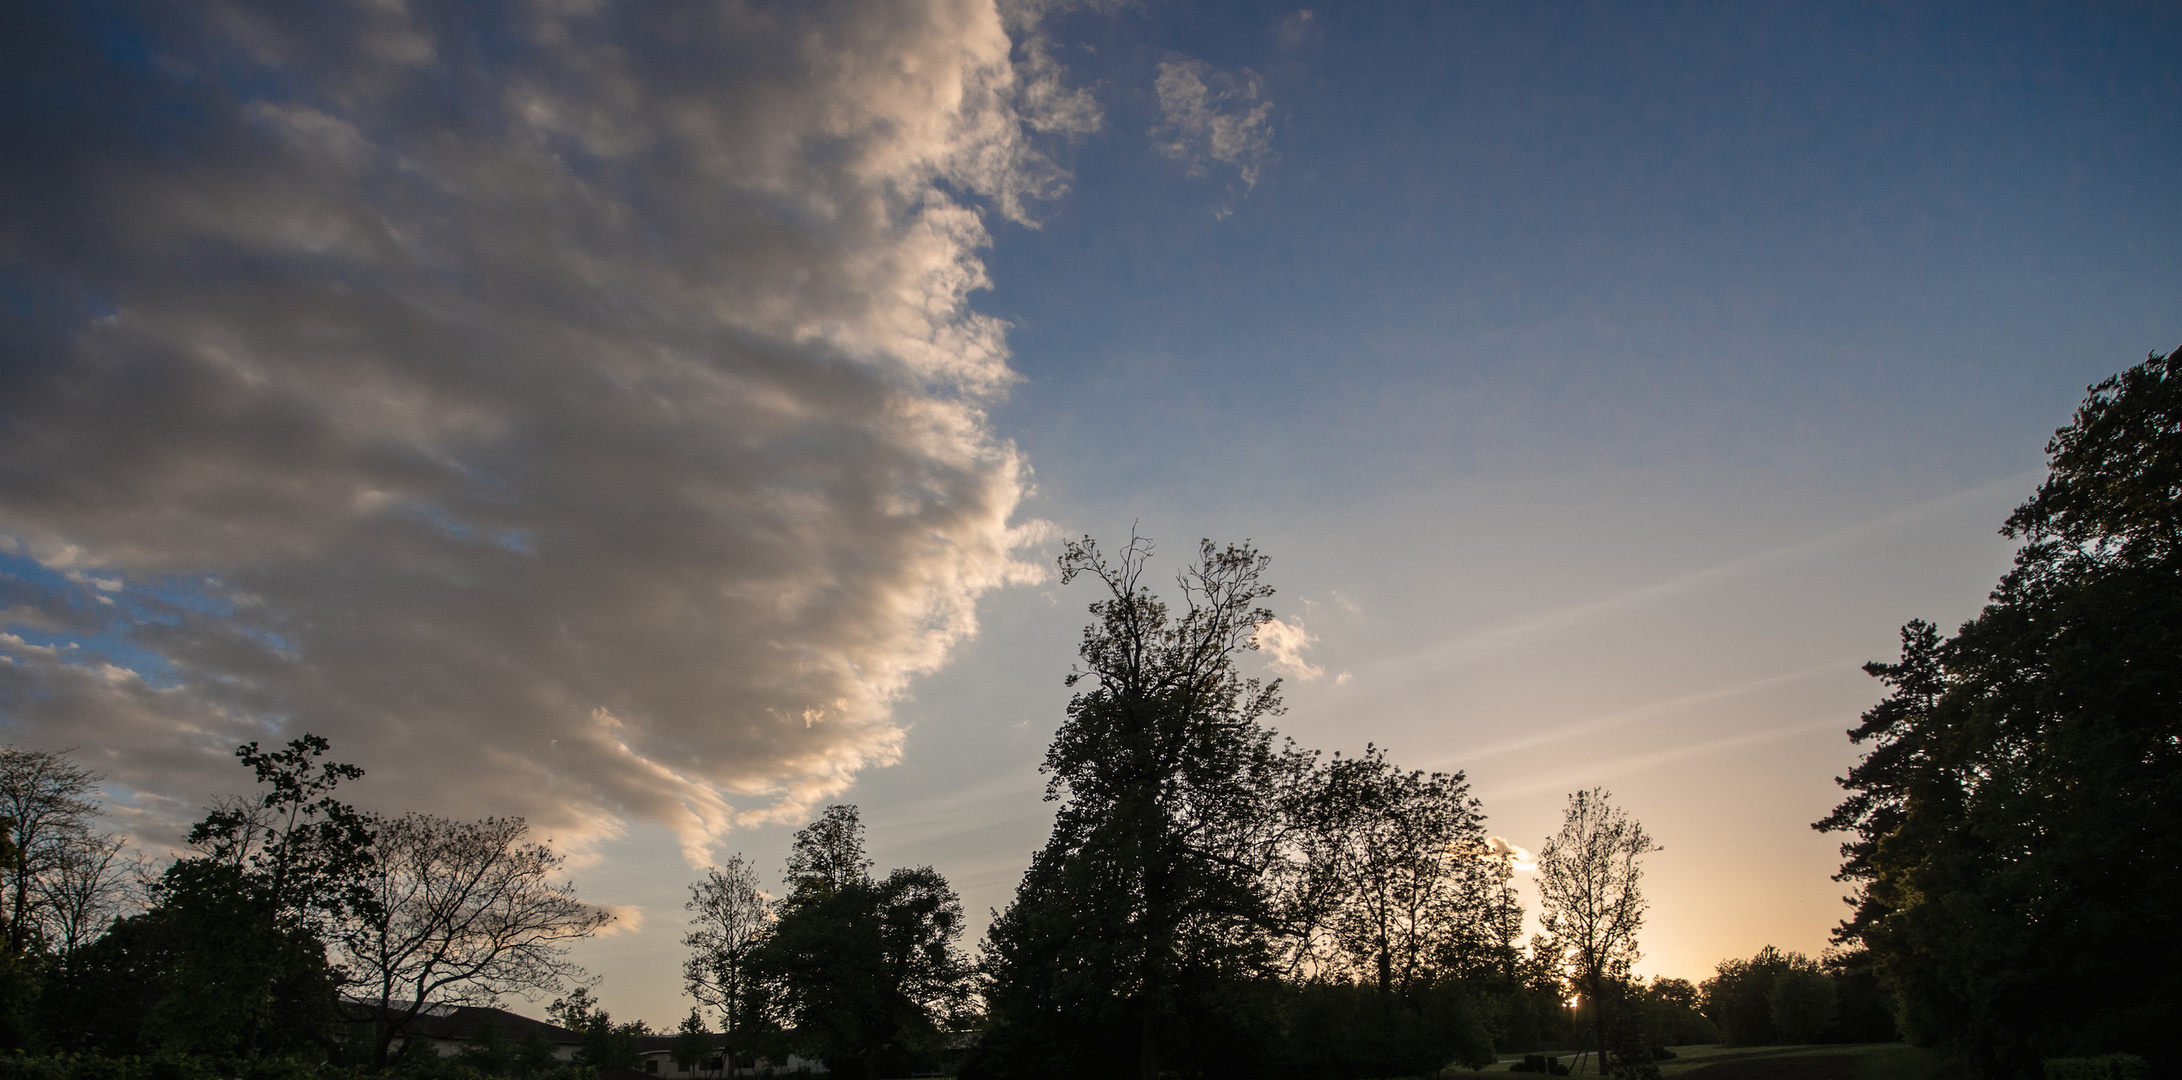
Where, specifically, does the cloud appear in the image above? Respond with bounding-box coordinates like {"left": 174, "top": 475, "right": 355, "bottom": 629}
{"left": 1149, "top": 57, "right": 1275, "bottom": 214}
{"left": 1486, "top": 837, "right": 1537, "bottom": 873}
{"left": 0, "top": 1, "right": 1079, "bottom": 865}
{"left": 593, "top": 905, "right": 646, "bottom": 938}
{"left": 1275, "top": 10, "right": 1320, "bottom": 51}
{"left": 1256, "top": 616, "right": 1324, "bottom": 682}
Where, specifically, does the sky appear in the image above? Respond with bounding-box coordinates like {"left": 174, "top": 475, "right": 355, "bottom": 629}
{"left": 2, "top": 0, "right": 2178, "bottom": 1028}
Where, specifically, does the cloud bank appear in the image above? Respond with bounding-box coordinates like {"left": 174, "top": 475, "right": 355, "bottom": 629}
{"left": 0, "top": 0, "right": 1081, "bottom": 864}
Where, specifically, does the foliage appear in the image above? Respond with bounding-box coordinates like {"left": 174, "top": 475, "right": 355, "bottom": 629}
{"left": 547, "top": 987, "right": 651, "bottom": 1071}
{"left": 35, "top": 737, "right": 366, "bottom": 1061}
{"left": 974, "top": 536, "right": 1295, "bottom": 1080}
{"left": 1818, "top": 347, "right": 2182, "bottom": 1077}
{"left": 2042, "top": 1056, "right": 2151, "bottom": 1080}
{"left": 0, "top": 1050, "right": 377, "bottom": 1080}
{"left": 1701, "top": 946, "right": 1822, "bottom": 1047}
{"left": 745, "top": 806, "right": 972, "bottom": 1080}
{"left": 1536, "top": 789, "right": 1658, "bottom": 1073}
{"left": 185, "top": 735, "right": 375, "bottom": 930}
{"left": 1510, "top": 1054, "right": 1571, "bottom": 1075}
{"left": 436, "top": 1016, "right": 564, "bottom": 1080}
{"left": 1277, "top": 746, "right": 1518, "bottom": 993}
{"left": 1268, "top": 978, "right": 1493, "bottom": 1080}
{"left": 57, "top": 735, "right": 372, "bottom": 1060}
{"left": 669, "top": 1009, "right": 715, "bottom": 1077}
{"left": 682, "top": 853, "right": 770, "bottom": 1048}
{"left": 1766, "top": 970, "right": 1838, "bottom": 1045}
{"left": 339, "top": 813, "right": 612, "bottom": 1067}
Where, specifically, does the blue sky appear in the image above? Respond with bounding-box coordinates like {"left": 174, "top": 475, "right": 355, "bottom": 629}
{"left": 2, "top": 0, "right": 2177, "bottom": 1027}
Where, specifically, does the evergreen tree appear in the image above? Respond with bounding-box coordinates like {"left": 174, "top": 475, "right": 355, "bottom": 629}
{"left": 1820, "top": 346, "right": 2182, "bottom": 1076}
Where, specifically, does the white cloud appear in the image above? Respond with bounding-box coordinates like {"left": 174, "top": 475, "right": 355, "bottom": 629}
{"left": 1149, "top": 57, "right": 1275, "bottom": 214}
{"left": 1487, "top": 837, "right": 1537, "bottom": 873}
{"left": 1257, "top": 616, "right": 1324, "bottom": 682}
{"left": 593, "top": 905, "right": 646, "bottom": 938}
{"left": 1275, "top": 10, "right": 1320, "bottom": 51}
{"left": 0, "top": 0, "right": 1081, "bottom": 864}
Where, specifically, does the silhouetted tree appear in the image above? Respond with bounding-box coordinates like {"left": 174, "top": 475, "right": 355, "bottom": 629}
{"left": 1536, "top": 789, "right": 1658, "bottom": 1075}
{"left": 684, "top": 853, "right": 770, "bottom": 1071}
{"left": 0, "top": 746, "right": 108, "bottom": 956}
{"left": 747, "top": 806, "right": 971, "bottom": 1080}
{"left": 974, "top": 536, "right": 1295, "bottom": 1080}
{"left": 1819, "top": 346, "right": 2182, "bottom": 1076}
{"left": 1278, "top": 746, "right": 1506, "bottom": 996}
{"left": 549, "top": 987, "right": 651, "bottom": 1070}
{"left": 340, "top": 813, "right": 613, "bottom": 1067}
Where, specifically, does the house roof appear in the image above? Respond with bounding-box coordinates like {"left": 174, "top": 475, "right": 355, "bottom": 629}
{"left": 381, "top": 1004, "right": 588, "bottom": 1046}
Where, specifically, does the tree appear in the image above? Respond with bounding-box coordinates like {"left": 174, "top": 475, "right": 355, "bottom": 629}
{"left": 672, "top": 1008, "right": 719, "bottom": 1079}
{"left": 36, "top": 829, "right": 140, "bottom": 958}
{"left": 339, "top": 813, "right": 615, "bottom": 1067}
{"left": 1700, "top": 946, "right": 1818, "bottom": 1046}
{"left": 184, "top": 734, "right": 375, "bottom": 927}
{"left": 137, "top": 733, "right": 373, "bottom": 1059}
{"left": 1767, "top": 969, "right": 1838, "bottom": 1045}
{"left": 684, "top": 853, "right": 771, "bottom": 1069}
{"left": 784, "top": 806, "right": 871, "bottom": 892}
{"left": 1278, "top": 745, "right": 1507, "bottom": 996}
{"left": 1536, "top": 788, "right": 1659, "bottom": 1075}
{"left": 549, "top": 987, "right": 652, "bottom": 1070}
{"left": 748, "top": 806, "right": 972, "bottom": 1080}
{"left": 1819, "top": 346, "right": 2182, "bottom": 1076}
{"left": 975, "top": 535, "right": 1295, "bottom": 1080}
{"left": 0, "top": 746, "right": 105, "bottom": 955}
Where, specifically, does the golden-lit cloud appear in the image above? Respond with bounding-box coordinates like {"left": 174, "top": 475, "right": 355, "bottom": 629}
{"left": 1257, "top": 616, "right": 1325, "bottom": 682}
{"left": 1487, "top": 837, "right": 1537, "bottom": 873}
{"left": 0, "top": 0, "right": 1083, "bottom": 863}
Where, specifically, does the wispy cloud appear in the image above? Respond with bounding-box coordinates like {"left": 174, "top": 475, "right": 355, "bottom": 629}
{"left": 1480, "top": 718, "right": 1847, "bottom": 800}
{"left": 0, "top": 1, "right": 1079, "bottom": 865}
{"left": 1150, "top": 57, "right": 1275, "bottom": 216}
{"left": 1377, "top": 473, "right": 2037, "bottom": 678}
{"left": 1429, "top": 658, "right": 1859, "bottom": 769}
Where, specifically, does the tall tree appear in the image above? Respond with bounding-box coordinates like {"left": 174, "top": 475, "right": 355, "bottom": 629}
{"left": 977, "top": 536, "right": 1295, "bottom": 1080}
{"left": 184, "top": 734, "right": 375, "bottom": 928}
{"left": 1819, "top": 346, "right": 2182, "bottom": 1076}
{"left": 1536, "top": 788, "right": 1658, "bottom": 1076}
{"left": 1279, "top": 745, "right": 1502, "bottom": 997}
{"left": 0, "top": 746, "right": 104, "bottom": 955}
{"left": 35, "top": 829, "right": 139, "bottom": 958}
{"left": 684, "top": 853, "right": 771, "bottom": 1065}
{"left": 748, "top": 805, "right": 971, "bottom": 1080}
{"left": 117, "top": 734, "right": 373, "bottom": 1059}
{"left": 338, "top": 813, "right": 614, "bottom": 1067}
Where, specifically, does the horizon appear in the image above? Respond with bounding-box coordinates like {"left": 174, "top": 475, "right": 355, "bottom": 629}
{"left": 1, "top": 0, "right": 2177, "bottom": 1031}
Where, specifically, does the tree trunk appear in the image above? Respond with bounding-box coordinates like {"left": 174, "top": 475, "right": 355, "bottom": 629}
{"left": 1138, "top": 1007, "right": 1159, "bottom": 1080}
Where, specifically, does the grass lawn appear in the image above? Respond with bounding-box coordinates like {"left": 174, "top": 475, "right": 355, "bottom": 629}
{"left": 1473, "top": 1044, "right": 1942, "bottom": 1080}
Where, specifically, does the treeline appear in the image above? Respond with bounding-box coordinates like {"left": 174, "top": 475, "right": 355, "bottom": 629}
{"left": 1816, "top": 347, "right": 2182, "bottom": 1078}
{"left": 709, "top": 536, "right": 1681, "bottom": 1080}
{"left": 0, "top": 737, "right": 621, "bottom": 1080}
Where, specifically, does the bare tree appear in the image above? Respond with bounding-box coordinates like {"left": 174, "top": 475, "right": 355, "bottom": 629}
{"left": 338, "top": 814, "right": 615, "bottom": 1067}
{"left": 683, "top": 854, "right": 771, "bottom": 1073}
{"left": 1537, "top": 788, "right": 1660, "bottom": 1076}
{"left": 36, "top": 830, "right": 144, "bottom": 956}
{"left": 0, "top": 745, "right": 106, "bottom": 954}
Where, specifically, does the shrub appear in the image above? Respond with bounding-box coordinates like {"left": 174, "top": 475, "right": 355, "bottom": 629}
{"left": 2044, "top": 1056, "right": 2151, "bottom": 1080}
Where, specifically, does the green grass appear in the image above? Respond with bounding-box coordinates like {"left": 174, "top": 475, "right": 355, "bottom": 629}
{"left": 1476, "top": 1044, "right": 1941, "bottom": 1080}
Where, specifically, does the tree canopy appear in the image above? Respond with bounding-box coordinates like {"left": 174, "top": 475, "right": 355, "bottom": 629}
{"left": 1819, "top": 346, "right": 2182, "bottom": 1077}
